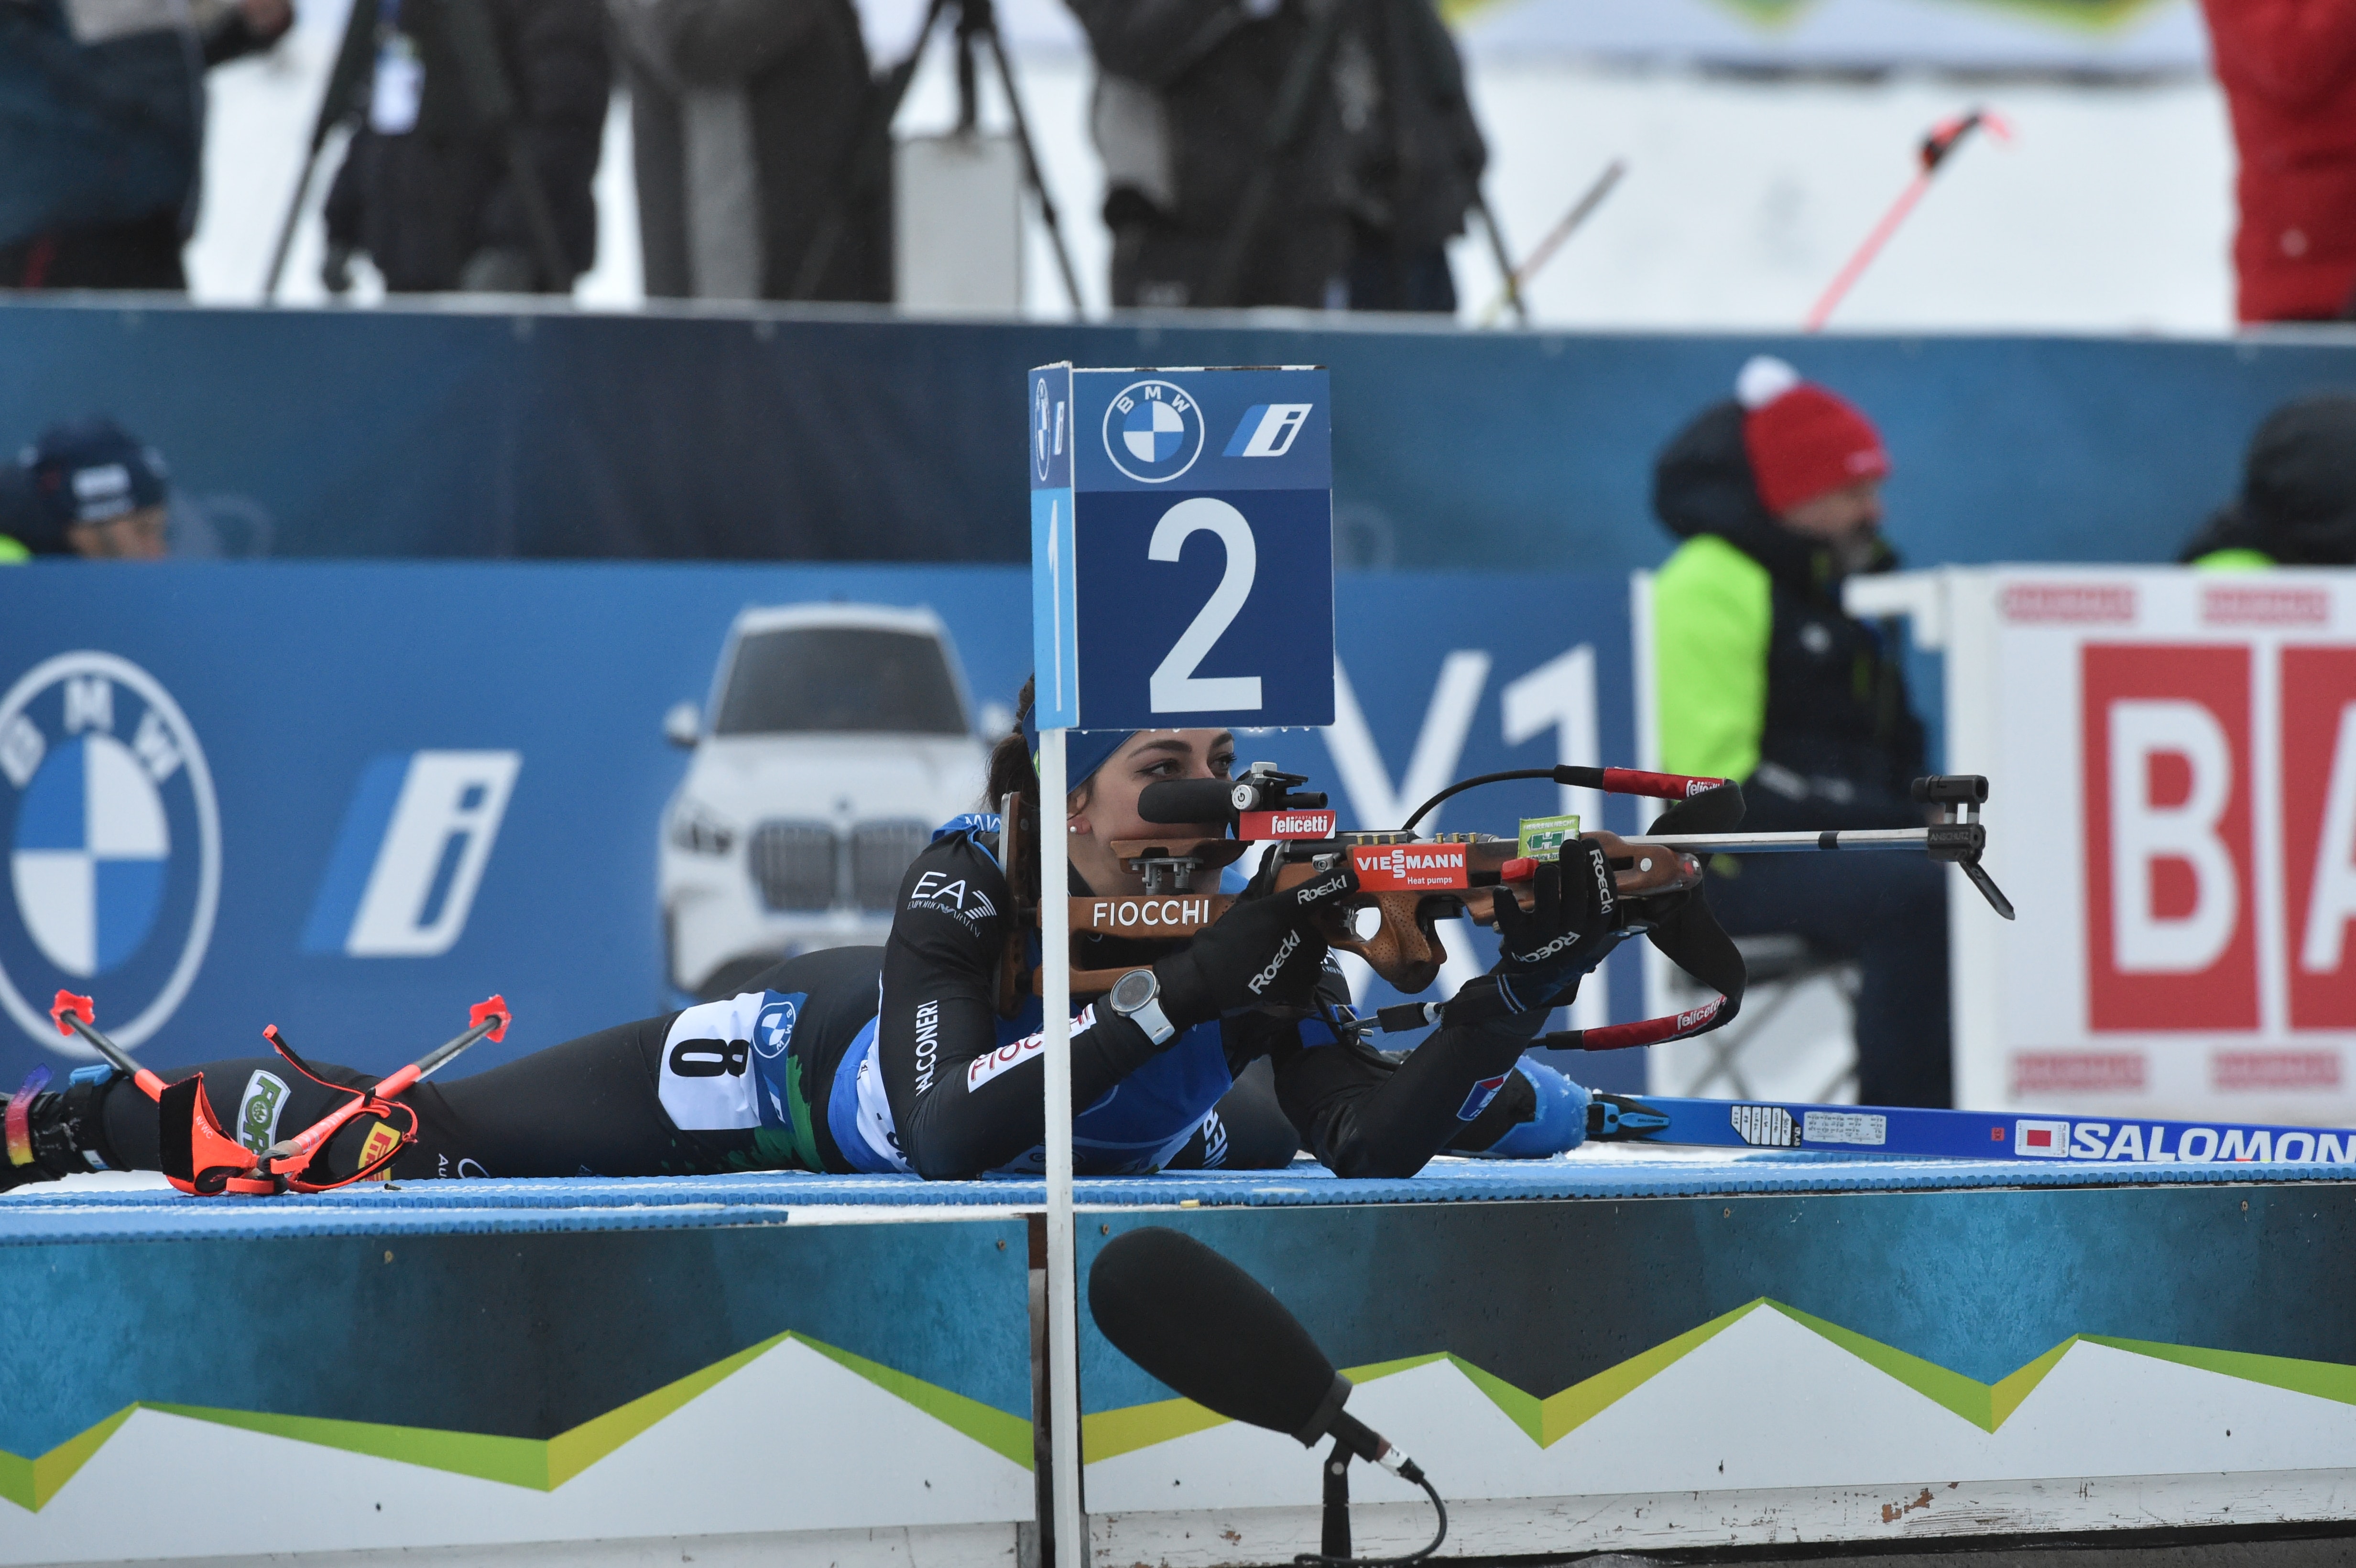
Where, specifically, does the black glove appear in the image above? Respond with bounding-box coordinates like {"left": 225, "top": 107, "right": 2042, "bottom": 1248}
{"left": 1488, "top": 838, "right": 1625, "bottom": 1012}
{"left": 1156, "top": 866, "right": 1359, "bottom": 1027}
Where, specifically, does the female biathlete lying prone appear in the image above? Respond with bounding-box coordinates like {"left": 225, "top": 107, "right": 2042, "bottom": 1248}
{"left": 2, "top": 695, "right": 1625, "bottom": 1191}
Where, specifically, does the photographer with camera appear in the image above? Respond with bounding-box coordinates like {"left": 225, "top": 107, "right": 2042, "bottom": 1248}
{"left": 1073, "top": 0, "right": 1487, "bottom": 311}
{"left": 7, "top": 684, "right": 1609, "bottom": 1191}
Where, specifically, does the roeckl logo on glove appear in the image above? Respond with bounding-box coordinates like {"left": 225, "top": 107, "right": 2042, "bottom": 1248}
{"left": 1586, "top": 846, "right": 1615, "bottom": 913}
{"left": 1509, "top": 931, "right": 1582, "bottom": 965}
{"left": 1294, "top": 875, "right": 1348, "bottom": 905}
{"left": 1247, "top": 929, "right": 1303, "bottom": 994}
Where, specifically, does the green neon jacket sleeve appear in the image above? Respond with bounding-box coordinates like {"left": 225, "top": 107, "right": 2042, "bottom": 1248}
{"left": 2190, "top": 547, "right": 2275, "bottom": 570}
{"left": 1652, "top": 534, "right": 1771, "bottom": 783}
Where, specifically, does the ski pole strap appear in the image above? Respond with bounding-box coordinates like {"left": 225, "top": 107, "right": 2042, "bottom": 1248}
{"left": 1542, "top": 883, "right": 1748, "bottom": 1053}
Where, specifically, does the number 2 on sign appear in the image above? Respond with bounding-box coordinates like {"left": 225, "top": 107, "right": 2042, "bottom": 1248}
{"left": 1147, "top": 497, "right": 1262, "bottom": 712}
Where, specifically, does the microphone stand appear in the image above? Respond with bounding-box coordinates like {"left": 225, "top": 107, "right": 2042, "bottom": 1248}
{"left": 1321, "top": 1439, "right": 1352, "bottom": 1559}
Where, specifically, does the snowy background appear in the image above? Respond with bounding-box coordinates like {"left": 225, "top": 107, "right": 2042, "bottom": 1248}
{"left": 189, "top": 0, "right": 2239, "bottom": 334}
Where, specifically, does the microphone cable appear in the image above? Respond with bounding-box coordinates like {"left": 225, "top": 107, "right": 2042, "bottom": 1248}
{"left": 1292, "top": 1471, "right": 1447, "bottom": 1568}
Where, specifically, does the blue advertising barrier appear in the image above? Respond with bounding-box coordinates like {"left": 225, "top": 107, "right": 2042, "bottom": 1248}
{"left": 8, "top": 301, "right": 2356, "bottom": 572}
{"left": 0, "top": 562, "right": 1646, "bottom": 1094}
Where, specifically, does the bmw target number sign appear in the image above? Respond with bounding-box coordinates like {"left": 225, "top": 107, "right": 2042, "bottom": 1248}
{"left": 1029, "top": 364, "right": 1334, "bottom": 731}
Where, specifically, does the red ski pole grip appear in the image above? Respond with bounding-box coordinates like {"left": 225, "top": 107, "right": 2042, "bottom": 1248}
{"left": 470, "top": 996, "right": 511, "bottom": 1042}
{"left": 50, "top": 991, "right": 95, "bottom": 1037}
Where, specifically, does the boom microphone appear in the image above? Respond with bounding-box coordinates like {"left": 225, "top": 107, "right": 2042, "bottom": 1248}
{"left": 1088, "top": 1227, "right": 1424, "bottom": 1484}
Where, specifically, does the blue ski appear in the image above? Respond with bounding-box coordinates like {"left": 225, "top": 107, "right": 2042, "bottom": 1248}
{"left": 1585, "top": 1092, "right": 2356, "bottom": 1165}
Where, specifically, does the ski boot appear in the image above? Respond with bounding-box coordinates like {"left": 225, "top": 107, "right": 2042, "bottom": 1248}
{"left": 1468, "top": 1059, "right": 1593, "bottom": 1159}
{"left": 1, "top": 1067, "right": 118, "bottom": 1192}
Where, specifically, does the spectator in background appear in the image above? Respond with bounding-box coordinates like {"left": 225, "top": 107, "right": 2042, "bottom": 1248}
{"left": 0, "top": 419, "right": 173, "bottom": 560}
{"left": 2181, "top": 394, "right": 2356, "bottom": 568}
{"left": 1650, "top": 357, "right": 1950, "bottom": 1109}
{"left": 315, "top": 0, "right": 608, "bottom": 295}
{"left": 0, "top": 0, "right": 293, "bottom": 291}
{"left": 609, "top": 0, "right": 887, "bottom": 303}
{"left": 2200, "top": 1, "right": 2356, "bottom": 323}
{"left": 1072, "top": 0, "right": 1485, "bottom": 311}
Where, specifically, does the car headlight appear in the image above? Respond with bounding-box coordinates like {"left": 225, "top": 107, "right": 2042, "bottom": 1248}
{"left": 668, "top": 799, "right": 736, "bottom": 856}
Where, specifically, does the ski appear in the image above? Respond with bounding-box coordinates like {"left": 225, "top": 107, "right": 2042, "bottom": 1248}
{"left": 1586, "top": 1092, "right": 2356, "bottom": 1166}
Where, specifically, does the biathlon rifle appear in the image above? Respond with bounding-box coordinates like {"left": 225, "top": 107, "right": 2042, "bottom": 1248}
{"left": 1014, "top": 762, "right": 2011, "bottom": 1056}
{"left": 47, "top": 990, "right": 512, "bottom": 1196}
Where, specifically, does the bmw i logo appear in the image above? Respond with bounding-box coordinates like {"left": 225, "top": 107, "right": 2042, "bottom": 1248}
{"left": 1101, "top": 379, "right": 1205, "bottom": 484}
{"left": 0, "top": 653, "right": 219, "bottom": 1055}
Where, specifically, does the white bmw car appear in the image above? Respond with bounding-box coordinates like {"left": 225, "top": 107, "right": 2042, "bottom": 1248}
{"left": 659, "top": 604, "right": 990, "bottom": 1000}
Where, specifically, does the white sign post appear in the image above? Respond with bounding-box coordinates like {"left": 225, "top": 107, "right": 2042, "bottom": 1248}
{"left": 1027, "top": 360, "right": 1335, "bottom": 1564}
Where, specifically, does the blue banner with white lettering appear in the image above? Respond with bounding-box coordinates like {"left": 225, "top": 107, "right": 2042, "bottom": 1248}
{"left": 0, "top": 561, "right": 1644, "bottom": 1092}
{"left": 1034, "top": 365, "right": 1335, "bottom": 733}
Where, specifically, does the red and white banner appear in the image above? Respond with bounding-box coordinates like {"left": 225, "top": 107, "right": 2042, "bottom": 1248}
{"left": 1949, "top": 569, "right": 2356, "bottom": 1121}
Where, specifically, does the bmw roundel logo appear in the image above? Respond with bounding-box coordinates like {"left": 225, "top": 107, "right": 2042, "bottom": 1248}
{"left": 0, "top": 653, "right": 220, "bottom": 1056}
{"left": 1102, "top": 379, "right": 1205, "bottom": 484}
{"left": 1033, "top": 376, "right": 1053, "bottom": 482}
{"left": 754, "top": 995, "right": 799, "bottom": 1059}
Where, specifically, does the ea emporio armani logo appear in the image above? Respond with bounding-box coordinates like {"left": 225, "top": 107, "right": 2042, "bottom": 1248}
{"left": 0, "top": 652, "right": 220, "bottom": 1053}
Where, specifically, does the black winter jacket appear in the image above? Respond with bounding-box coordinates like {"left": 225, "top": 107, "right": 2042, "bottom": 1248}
{"left": 320, "top": 0, "right": 609, "bottom": 292}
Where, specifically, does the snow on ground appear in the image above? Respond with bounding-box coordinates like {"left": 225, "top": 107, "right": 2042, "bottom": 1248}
{"left": 189, "top": 11, "right": 2238, "bottom": 334}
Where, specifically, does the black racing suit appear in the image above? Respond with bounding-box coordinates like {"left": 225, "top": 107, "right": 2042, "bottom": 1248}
{"left": 81, "top": 825, "right": 1546, "bottom": 1184}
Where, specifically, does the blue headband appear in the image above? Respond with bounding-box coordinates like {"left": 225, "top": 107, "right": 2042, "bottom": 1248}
{"left": 1017, "top": 699, "right": 1133, "bottom": 790}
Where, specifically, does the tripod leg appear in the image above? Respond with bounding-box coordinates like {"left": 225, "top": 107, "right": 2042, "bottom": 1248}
{"left": 980, "top": 22, "right": 1083, "bottom": 314}
{"left": 1473, "top": 193, "right": 1527, "bottom": 325}
{"left": 262, "top": 143, "right": 324, "bottom": 303}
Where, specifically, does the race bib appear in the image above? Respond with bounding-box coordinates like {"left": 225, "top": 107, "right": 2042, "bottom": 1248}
{"left": 657, "top": 991, "right": 773, "bottom": 1131}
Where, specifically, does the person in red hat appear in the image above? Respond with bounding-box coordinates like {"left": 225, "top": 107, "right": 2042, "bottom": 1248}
{"left": 1649, "top": 357, "right": 1948, "bottom": 1108}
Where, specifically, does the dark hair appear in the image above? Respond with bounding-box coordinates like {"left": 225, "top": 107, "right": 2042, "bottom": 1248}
{"left": 983, "top": 675, "right": 1037, "bottom": 813}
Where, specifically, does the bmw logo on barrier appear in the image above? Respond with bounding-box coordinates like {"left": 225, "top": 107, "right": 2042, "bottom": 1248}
{"left": 0, "top": 653, "right": 220, "bottom": 1055}
{"left": 1102, "top": 379, "right": 1205, "bottom": 483}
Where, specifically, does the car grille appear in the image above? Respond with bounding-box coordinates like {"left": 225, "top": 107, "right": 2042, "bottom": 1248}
{"left": 748, "top": 820, "right": 838, "bottom": 912}
{"left": 747, "top": 818, "right": 935, "bottom": 913}
{"left": 850, "top": 820, "right": 931, "bottom": 911}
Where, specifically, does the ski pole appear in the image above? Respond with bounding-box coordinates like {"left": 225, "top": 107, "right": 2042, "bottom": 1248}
{"left": 1478, "top": 159, "right": 1624, "bottom": 326}
{"left": 48, "top": 992, "right": 169, "bottom": 1101}
{"left": 1804, "top": 109, "right": 2010, "bottom": 332}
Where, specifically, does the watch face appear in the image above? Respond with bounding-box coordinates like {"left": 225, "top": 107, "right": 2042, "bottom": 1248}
{"left": 1111, "top": 968, "right": 1156, "bottom": 1012}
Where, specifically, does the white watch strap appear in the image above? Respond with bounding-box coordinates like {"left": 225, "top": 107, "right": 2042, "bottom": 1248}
{"left": 1111, "top": 971, "right": 1178, "bottom": 1046}
{"left": 1128, "top": 993, "right": 1176, "bottom": 1046}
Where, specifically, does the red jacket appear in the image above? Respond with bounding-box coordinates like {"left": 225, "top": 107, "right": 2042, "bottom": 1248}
{"left": 2203, "top": 0, "right": 2356, "bottom": 322}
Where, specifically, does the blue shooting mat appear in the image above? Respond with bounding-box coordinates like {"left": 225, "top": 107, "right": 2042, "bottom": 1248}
{"left": 5, "top": 1148, "right": 2349, "bottom": 1244}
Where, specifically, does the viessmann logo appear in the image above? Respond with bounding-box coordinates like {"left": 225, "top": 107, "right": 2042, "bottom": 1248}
{"left": 0, "top": 653, "right": 221, "bottom": 1054}
{"left": 1349, "top": 842, "right": 1467, "bottom": 891}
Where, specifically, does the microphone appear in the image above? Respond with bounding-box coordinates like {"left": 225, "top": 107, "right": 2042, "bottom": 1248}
{"left": 1088, "top": 1227, "right": 1424, "bottom": 1484}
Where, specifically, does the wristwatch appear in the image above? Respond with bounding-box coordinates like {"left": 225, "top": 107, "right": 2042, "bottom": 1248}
{"left": 1107, "top": 968, "right": 1177, "bottom": 1046}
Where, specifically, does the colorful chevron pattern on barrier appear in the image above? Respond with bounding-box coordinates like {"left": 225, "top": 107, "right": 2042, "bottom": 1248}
{"left": 1079, "top": 1297, "right": 2356, "bottom": 1460}
{"left": 0, "top": 1330, "right": 1031, "bottom": 1514}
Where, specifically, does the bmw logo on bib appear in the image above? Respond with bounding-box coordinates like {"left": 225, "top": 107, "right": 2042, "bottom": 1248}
{"left": 1101, "top": 379, "right": 1206, "bottom": 484}
{"left": 0, "top": 653, "right": 220, "bottom": 1054}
